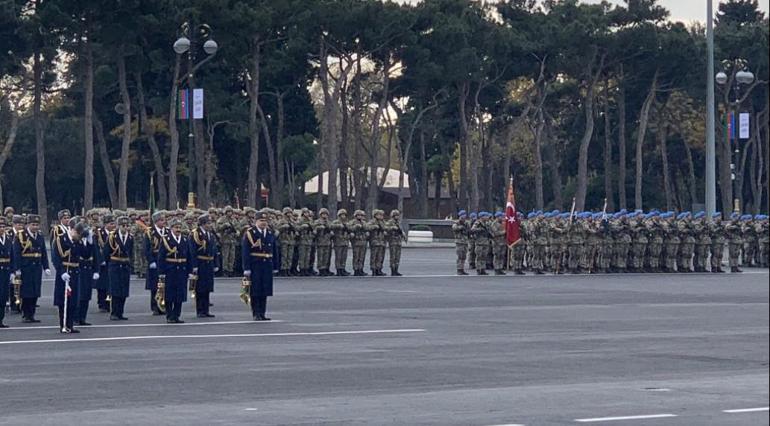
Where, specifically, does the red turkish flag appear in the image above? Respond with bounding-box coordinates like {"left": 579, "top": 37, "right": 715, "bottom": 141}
{"left": 505, "top": 178, "right": 520, "bottom": 247}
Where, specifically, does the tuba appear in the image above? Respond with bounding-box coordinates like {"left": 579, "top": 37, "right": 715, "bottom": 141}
{"left": 239, "top": 276, "right": 251, "bottom": 306}
{"left": 188, "top": 274, "right": 198, "bottom": 299}
{"left": 155, "top": 274, "right": 167, "bottom": 313}
{"left": 12, "top": 274, "right": 22, "bottom": 308}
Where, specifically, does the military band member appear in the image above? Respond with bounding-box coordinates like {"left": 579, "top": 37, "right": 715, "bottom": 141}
{"left": 190, "top": 214, "right": 218, "bottom": 318}
{"left": 95, "top": 214, "right": 115, "bottom": 312}
{"left": 105, "top": 216, "right": 133, "bottom": 320}
{"left": 52, "top": 222, "right": 87, "bottom": 333}
{"left": 331, "top": 209, "right": 351, "bottom": 276}
{"left": 51, "top": 209, "right": 72, "bottom": 241}
{"left": 159, "top": 219, "right": 193, "bottom": 323}
{"left": 3, "top": 206, "right": 13, "bottom": 222}
{"left": 145, "top": 211, "right": 167, "bottom": 315}
{"left": 0, "top": 217, "right": 12, "bottom": 327}
{"left": 12, "top": 214, "right": 50, "bottom": 323}
{"left": 242, "top": 212, "right": 275, "bottom": 321}
{"left": 76, "top": 220, "right": 101, "bottom": 326}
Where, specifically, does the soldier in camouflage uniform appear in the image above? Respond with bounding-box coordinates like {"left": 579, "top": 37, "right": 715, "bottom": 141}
{"left": 296, "top": 209, "right": 316, "bottom": 276}
{"left": 627, "top": 212, "right": 647, "bottom": 272}
{"left": 385, "top": 210, "right": 406, "bottom": 276}
{"left": 660, "top": 212, "right": 679, "bottom": 272}
{"left": 645, "top": 213, "right": 663, "bottom": 272}
{"left": 511, "top": 213, "right": 527, "bottom": 275}
{"left": 610, "top": 212, "right": 631, "bottom": 273}
{"left": 566, "top": 213, "right": 585, "bottom": 273}
{"left": 276, "top": 208, "right": 297, "bottom": 276}
{"left": 709, "top": 212, "right": 727, "bottom": 273}
{"left": 216, "top": 207, "right": 238, "bottom": 276}
{"left": 549, "top": 213, "right": 569, "bottom": 274}
{"left": 757, "top": 215, "right": 769, "bottom": 268}
{"left": 677, "top": 212, "right": 695, "bottom": 273}
{"left": 129, "top": 211, "right": 147, "bottom": 278}
{"left": 350, "top": 210, "right": 370, "bottom": 276}
{"left": 314, "top": 208, "right": 334, "bottom": 276}
{"left": 468, "top": 212, "right": 478, "bottom": 270}
{"left": 491, "top": 212, "right": 507, "bottom": 275}
{"left": 367, "top": 210, "right": 388, "bottom": 276}
{"left": 597, "top": 214, "right": 613, "bottom": 273}
{"left": 331, "top": 209, "right": 351, "bottom": 276}
{"left": 452, "top": 210, "right": 470, "bottom": 275}
{"left": 725, "top": 214, "right": 745, "bottom": 273}
{"left": 742, "top": 217, "right": 758, "bottom": 267}
{"left": 471, "top": 212, "right": 492, "bottom": 275}
{"left": 584, "top": 214, "right": 602, "bottom": 273}
{"left": 692, "top": 212, "right": 711, "bottom": 272}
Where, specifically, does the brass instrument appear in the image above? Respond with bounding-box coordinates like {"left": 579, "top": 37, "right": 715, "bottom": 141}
{"left": 12, "top": 274, "right": 22, "bottom": 307}
{"left": 239, "top": 276, "right": 251, "bottom": 306}
{"left": 155, "top": 274, "right": 167, "bottom": 313}
{"left": 188, "top": 274, "right": 198, "bottom": 299}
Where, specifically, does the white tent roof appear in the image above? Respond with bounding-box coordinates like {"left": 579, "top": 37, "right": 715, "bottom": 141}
{"left": 304, "top": 168, "right": 410, "bottom": 197}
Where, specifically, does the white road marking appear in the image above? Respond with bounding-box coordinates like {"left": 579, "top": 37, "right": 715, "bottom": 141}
{"left": 0, "top": 328, "right": 426, "bottom": 345}
{"left": 244, "top": 408, "right": 258, "bottom": 411}
{"left": 723, "top": 407, "right": 769, "bottom": 413}
{"left": 574, "top": 414, "right": 677, "bottom": 422}
{"left": 486, "top": 424, "right": 525, "bottom": 426}
{"left": 0, "top": 320, "right": 284, "bottom": 331}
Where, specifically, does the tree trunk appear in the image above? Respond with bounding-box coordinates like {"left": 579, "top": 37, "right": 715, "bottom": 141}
{"left": 683, "top": 140, "right": 697, "bottom": 209}
{"left": 116, "top": 53, "right": 132, "bottom": 210}
{"left": 434, "top": 171, "right": 442, "bottom": 218}
{"left": 247, "top": 37, "right": 261, "bottom": 207}
{"left": 167, "top": 55, "right": 182, "bottom": 210}
{"left": 634, "top": 71, "right": 658, "bottom": 211}
{"left": 93, "top": 114, "right": 118, "bottom": 207}
{"left": 603, "top": 84, "right": 614, "bottom": 212}
{"left": 545, "top": 122, "right": 563, "bottom": 211}
{"left": 532, "top": 110, "right": 545, "bottom": 210}
{"left": 658, "top": 126, "right": 674, "bottom": 211}
{"left": 33, "top": 50, "right": 48, "bottom": 227}
{"left": 136, "top": 73, "right": 168, "bottom": 209}
{"left": 458, "top": 82, "right": 469, "bottom": 210}
{"left": 617, "top": 67, "right": 627, "bottom": 210}
{"left": 0, "top": 108, "right": 20, "bottom": 208}
{"left": 418, "top": 131, "right": 429, "bottom": 216}
{"left": 83, "top": 36, "right": 95, "bottom": 210}
{"left": 275, "top": 92, "right": 286, "bottom": 207}
{"left": 574, "top": 79, "right": 598, "bottom": 211}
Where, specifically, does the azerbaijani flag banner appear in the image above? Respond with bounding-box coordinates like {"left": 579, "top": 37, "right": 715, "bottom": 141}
{"left": 505, "top": 177, "right": 520, "bottom": 247}
{"left": 178, "top": 89, "right": 190, "bottom": 120}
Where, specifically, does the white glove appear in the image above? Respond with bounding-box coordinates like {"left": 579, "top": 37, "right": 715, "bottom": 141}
{"left": 188, "top": 274, "right": 196, "bottom": 280}
{"left": 101, "top": 261, "right": 106, "bottom": 266}
{"left": 61, "top": 272, "right": 71, "bottom": 281}
{"left": 243, "top": 270, "right": 251, "bottom": 277}
{"left": 65, "top": 283, "right": 72, "bottom": 293}
{"left": 149, "top": 262, "right": 157, "bottom": 269}
{"left": 45, "top": 269, "right": 51, "bottom": 276}
{"left": 14, "top": 270, "right": 21, "bottom": 276}
{"left": 92, "top": 272, "right": 100, "bottom": 280}
{"left": 9, "top": 273, "right": 14, "bottom": 281}
{"left": 192, "top": 267, "right": 198, "bottom": 274}
{"left": 214, "top": 267, "right": 219, "bottom": 273}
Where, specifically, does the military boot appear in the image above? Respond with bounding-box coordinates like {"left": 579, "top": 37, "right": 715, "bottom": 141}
{"left": 457, "top": 269, "right": 469, "bottom": 276}
{"left": 391, "top": 268, "right": 402, "bottom": 277}
{"left": 477, "top": 269, "right": 487, "bottom": 275}
{"left": 731, "top": 266, "right": 743, "bottom": 273}
{"left": 494, "top": 269, "right": 506, "bottom": 276}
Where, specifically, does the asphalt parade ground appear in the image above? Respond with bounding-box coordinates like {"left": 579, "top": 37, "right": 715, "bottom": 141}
{"left": 1, "top": 248, "right": 768, "bottom": 426}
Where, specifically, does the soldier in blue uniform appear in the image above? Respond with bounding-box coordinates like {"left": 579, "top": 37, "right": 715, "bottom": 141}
{"left": 75, "top": 219, "right": 101, "bottom": 326}
{"left": 95, "top": 214, "right": 115, "bottom": 312}
{"left": 0, "top": 217, "right": 12, "bottom": 327}
{"left": 51, "top": 222, "right": 87, "bottom": 333}
{"left": 190, "top": 214, "right": 219, "bottom": 318}
{"left": 242, "top": 212, "right": 275, "bottom": 321}
{"left": 12, "top": 214, "right": 50, "bottom": 323}
{"left": 159, "top": 219, "right": 193, "bottom": 323}
{"left": 145, "top": 211, "right": 167, "bottom": 315}
{"left": 104, "top": 216, "right": 133, "bottom": 320}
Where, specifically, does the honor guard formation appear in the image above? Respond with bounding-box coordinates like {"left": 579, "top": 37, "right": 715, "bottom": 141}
{"left": 0, "top": 205, "right": 408, "bottom": 331}
{"left": 453, "top": 209, "right": 770, "bottom": 276}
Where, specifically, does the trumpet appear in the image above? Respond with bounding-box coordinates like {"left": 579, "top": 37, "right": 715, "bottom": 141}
{"left": 239, "top": 277, "right": 251, "bottom": 306}
{"left": 155, "top": 274, "right": 167, "bottom": 313}
{"left": 188, "top": 274, "right": 198, "bottom": 299}
{"left": 12, "top": 274, "right": 22, "bottom": 307}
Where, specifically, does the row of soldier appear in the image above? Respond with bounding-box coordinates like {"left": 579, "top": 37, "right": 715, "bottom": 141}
{"left": 453, "top": 209, "right": 770, "bottom": 276}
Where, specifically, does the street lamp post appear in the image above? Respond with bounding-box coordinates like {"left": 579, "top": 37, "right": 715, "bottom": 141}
{"left": 715, "top": 66, "right": 754, "bottom": 215}
{"left": 173, "top": 23, "right": 218, "bottom": 209}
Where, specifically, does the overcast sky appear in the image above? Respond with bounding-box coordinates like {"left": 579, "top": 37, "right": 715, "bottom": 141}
{"left": 395, "top": 0, "right": 770, "bottom": 24}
